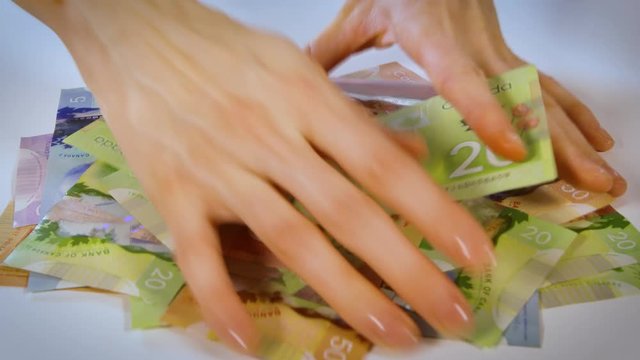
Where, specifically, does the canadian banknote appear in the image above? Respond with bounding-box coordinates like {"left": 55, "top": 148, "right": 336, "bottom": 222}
{"left": 545, "top": 206, "right": 640, "bottom": 284}
{"left": 40, "top": 88, "right": 101, "bottom": 218}
{"left": 334, "top": 61, "right": 436, "bottom": 106}
{"left": 492, "top": 179, "right": 614, "bottom": 224}
{"left": 27, "top": 272, "right": 83, "bottom": 292}
{"left": 4, "top": 161, "right": 184, "bottom": 326}
{"left": 503, "top": 292, "right": 542, "bottom": 347}
{"left": 453, "top": 202, "right": 576, "bottom": 347}
{"left": 162, "top": 287, "right": 372, "bottom": 360}
{"left": 0, "top": 202, "right": 34, "bottom": 287}
{"left": 380, "top": 65, "right": 557, "bottom": 200}
{"left": 13, "top": 134, "right": 52, "bottom": 227}
{"left": 391, "top": 270, "right": 543, "bottom": 347}
{"left": 541, "top": 263, "right": 640, "bottom": 308}
{"left": 64, "top": 120, "right": 173, "bottom": 249}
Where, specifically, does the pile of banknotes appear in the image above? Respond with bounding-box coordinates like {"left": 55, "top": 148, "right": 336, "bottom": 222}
{"left": 1, "top": 62, "right": 639, "bottom": 360}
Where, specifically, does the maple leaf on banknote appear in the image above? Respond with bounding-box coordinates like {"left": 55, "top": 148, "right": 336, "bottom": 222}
{"left": 66, "top": 182, "right": 112, "bottom": 199}
{"left": 455, "top": 273, "right": 474, "bottom": 300}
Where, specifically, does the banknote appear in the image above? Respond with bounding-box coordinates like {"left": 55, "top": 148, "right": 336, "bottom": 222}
{"left": 13, "top": 134, "right": 52, "bottom": 227}
{"left": 40, "top": 88, "right": 102, "bottom": 218}
{"left": 389, "top": 269, "right": 542, "bottom": 347}
{"left": 545, "top": 206, "right": 640, "bottom": 284}
{"left": 101, "top": 169, "right": 175, "bottom": 250}
{"left": 4, "top": 162, "right": 184, "bottom": 325}
{"left": 0, "top": 265, "right": 28, "bottom": 287}
{"left": 0, "top": 202, "right": 35, "bottom": 262}
{"left": 334, "top": 62, "right": 435, "bottom": 106}
{"left": 333, "top": 62, "right": 428, "bottom": 115}
{"left": 162, "top": 287, "right": 371, "bottom": 360}
{"left": 27, "top": 272, "right": 82, "bottom": 292}
{"left": 336, "top": 62, "right": 426, "bottom": 82}
{"left": 492, "top": 180, "right": 614, "bottom": 224}
{"left": 1, "top": 202, "right": 35, "bottom": 287}
{"left": 503, "top": 292, "right": 542, "bottom": 347}
{"left": 380, "top": 65, "right": 557, "bottom": 200}
{"left": 64, "top": 121, "right": 174, "bottom": 249}
{"left": 454, "top": 204, "right": 576, "bottom": 347}
{"left": 64, "top": 119, "right": 126, "bottom": 170}
{"left": 541, "top": 263, "right": 640, "bottom": 308}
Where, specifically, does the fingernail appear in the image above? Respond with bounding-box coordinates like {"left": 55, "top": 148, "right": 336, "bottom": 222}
{"left": 453, "top": 235, "right": 496, "bottom": 268}
{"left": 610, "top": 173, "right": 627, "bottom": 197}
{"left": 436, "top": 299, "right": 475, "bottom": 339}
{"left": 589, "top": 162, "right": 614, "bottom": 191}
{"left": 224, "top": 328, "right": 259, "bottom": 356}
{"left": 599, "top": 130, "right": 615, "bottom": 149}
{"left": 504, "top": 130, "right": 528, "bottom": 161}
{"left": 367, "top": 313, "right": 421, "bottom": 348}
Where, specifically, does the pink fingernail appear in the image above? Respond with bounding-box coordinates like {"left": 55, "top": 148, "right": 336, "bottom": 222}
{"left": 436, "top": 299, "right": 475, "bottom": 339}
{"left": 366, "top": 313, "right": 420, "bottom": 348}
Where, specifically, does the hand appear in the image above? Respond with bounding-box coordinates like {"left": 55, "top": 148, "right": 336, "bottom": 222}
{"left": 19, "top": 0, "right": 498, "bottom": 354}
{"left": 308, "top": 0, "right": 626, "bottom": 196}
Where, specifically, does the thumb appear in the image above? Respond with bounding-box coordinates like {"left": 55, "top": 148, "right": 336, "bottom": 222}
{"left": 307, "top": 1, "right": 388, "bottom": 71}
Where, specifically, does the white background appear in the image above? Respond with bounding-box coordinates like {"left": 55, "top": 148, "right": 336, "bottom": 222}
{"left": 1, "top": 1, "right": 639, "bottom": 359}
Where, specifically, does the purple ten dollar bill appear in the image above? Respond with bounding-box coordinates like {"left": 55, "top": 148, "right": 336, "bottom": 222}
{"left": 13, "top": 134, "right": 53, "bottom": 227}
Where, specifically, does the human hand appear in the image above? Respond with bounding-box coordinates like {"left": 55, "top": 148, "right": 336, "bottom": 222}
{"left": 23, "top": 0, "right": 498, "bottom": 354}
{"left": 308, "top": 0, "right": 626, "bottom": 196}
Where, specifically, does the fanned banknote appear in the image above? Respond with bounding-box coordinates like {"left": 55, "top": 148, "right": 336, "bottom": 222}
{"left": 4, "top": 162, "right": 184, "bottom": 325}
{"left": 64, "top": 120, "right": 174, "bottom": 249}
{"left": 334, "top": 62, "right": 436, "bottom": 106}
{"left": 453, "top": 203, "right": 576, "bottom": 347}
{"left": 541, "top": 263, "right": 640, "bottom": 308}
{"left": 13, "top": 134, "right": 52, "bottom": 227}
{"left": 40, "top": 88, "right": 101, "bottom": 218}
{"left": 503, "top": 292, "right": 542, "bottom": 347}
{"left": 545, "top": 206, "right": 640, "bottom": 284}
{"left": 27, "top": 272, "right": 83, "bottom": 292}
{"left": 380, "top": 65, "right": 557, "bottom": 200}
{"left": 162, "top": 287, "right": 372, "bottom": 360}
{"left": 392, "top": 270, "right": 543, "bottom": 347}
{"left": 1, "top": 202, "right": 34, "bottom": 287}
{"left": 492, "top": 179, "right": 614, "bottom": 224}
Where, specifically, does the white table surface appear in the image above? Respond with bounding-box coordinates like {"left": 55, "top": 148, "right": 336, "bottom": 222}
{"left": 1, "top": 1, "right": 639, "bottom": 359}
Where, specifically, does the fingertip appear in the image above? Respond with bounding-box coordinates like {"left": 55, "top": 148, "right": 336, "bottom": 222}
{"left": 431, "top": 286, "right": 475, "bottom": 339}
{"left": 593, "top": 130, "right": 615, "bottom": 152}
{"left": 564, "top": 160, "right": 614, "bottom": 194}
{"left": 205, "top": 307, "right": 261, "bottom": 356}
{"left": 501, "top": 130, "right": 528, "bottom": 161}
{"left": 608, "top": 170, "right": 627, "bottom": 197}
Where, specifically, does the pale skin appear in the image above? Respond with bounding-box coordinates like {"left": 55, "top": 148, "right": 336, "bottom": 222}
{"left": 15, "top": 0, "right": 626, "bottom": 355}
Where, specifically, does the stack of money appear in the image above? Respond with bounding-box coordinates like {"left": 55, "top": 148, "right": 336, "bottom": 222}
{"left": 1, "top": 63, "right": 637, "bottom": 359}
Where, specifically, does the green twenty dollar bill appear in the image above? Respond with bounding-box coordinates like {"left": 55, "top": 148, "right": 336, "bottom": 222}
{"left": 64, "top": 119, "right": 174, "bottom": 250}
{"left": 546, "top": 206, "right": 640, "bottom": 284}
{"left": 541, "top": 263, "right": 640, "bottom": 308}
{"left": 380, "top": 65, "right": 556, "bottom": 200}
{"left": 455, "top": 203, "right": 576, "bottom": 347}
{"left": 64, "top": 118, "right": 126, "bottom": 170}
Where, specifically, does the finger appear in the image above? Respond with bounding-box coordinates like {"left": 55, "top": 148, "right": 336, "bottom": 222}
{"left": 267, "top": 144, "right": 477, "bottom": 338}
{"left": 544, "top": 96, "right": 623, "bottom": 194}
{"left": 382, "top": 128, "right": 429, "bottom": 160}
{"left": 394, "top": 28, "right": 526, "bottom": 161}
{"left": 549, "top": 96, "right": 626, "bottom": 196}
{"left": 161, "top": 198, "right": 259, "bottom": 355}
{"left": 540, "top": 73, "right": 614, "bottom": 151}
{"left": 305, "top": 102, "right": 495, "bottom": 270}
{"left": 306, "top": 0, "right": 385, "bottom": 71}
{"left": 222, "top": 171, "right": 422, "bottom": 348}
